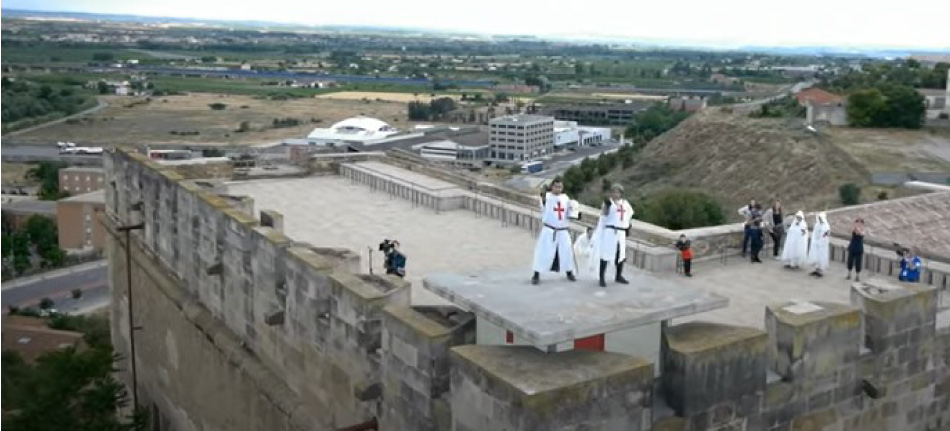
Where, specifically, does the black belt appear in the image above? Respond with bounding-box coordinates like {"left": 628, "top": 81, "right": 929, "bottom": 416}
{"left": 607, "top": 225, "right": 627, "bottom": 230}
{"left": 544, "top": 224, "right": 568, "bottom": 231}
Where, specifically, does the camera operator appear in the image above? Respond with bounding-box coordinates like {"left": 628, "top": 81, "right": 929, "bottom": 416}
{"left": 895, "top": 244, "right": 921, "bottom": 283}
{"left": 378, "top": 239, "right": 407, "bottom": 278}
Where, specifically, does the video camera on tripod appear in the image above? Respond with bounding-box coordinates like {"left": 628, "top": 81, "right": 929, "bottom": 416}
{"left": 376, "top": 239, "right": 406, "bottom": 277}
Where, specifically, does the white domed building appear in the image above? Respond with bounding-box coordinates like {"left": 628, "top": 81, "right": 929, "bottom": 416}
{"left": 303, "top": 116, "right": 404, "bottom": 147}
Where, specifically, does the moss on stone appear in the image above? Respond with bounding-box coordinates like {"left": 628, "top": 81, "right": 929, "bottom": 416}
{"left": 664, "top": 322, "right": 767, "bottom": 355}
{"left": 384, "top": 305, "right": 452, "bottom": 340}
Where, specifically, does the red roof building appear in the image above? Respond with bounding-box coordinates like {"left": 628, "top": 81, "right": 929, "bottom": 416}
{"left": 796, "top": 88, "right": 844, "bottom": 106}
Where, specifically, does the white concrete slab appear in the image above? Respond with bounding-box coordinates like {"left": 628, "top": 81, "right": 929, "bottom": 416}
{"left": 423, "top": 269, "right": 728, "bottom": 347}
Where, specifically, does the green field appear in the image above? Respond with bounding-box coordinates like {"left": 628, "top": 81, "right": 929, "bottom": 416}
{"left": 1, "top": 45, "right": 147, "bottom": 64}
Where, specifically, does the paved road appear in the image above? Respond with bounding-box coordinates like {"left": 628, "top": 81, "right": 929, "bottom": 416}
{"left": 2, "top": 98, "right": 109, "bottom": 139}
{"left": 2, "top": 261, "right": 109, "bottom": 314}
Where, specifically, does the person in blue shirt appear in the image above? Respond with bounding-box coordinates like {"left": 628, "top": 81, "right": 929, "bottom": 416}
{"left": 898, "top": 246, "right": 922, "bottom": 282}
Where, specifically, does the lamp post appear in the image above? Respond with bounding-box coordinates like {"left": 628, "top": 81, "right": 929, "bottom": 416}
{"left": 117, "top": 222, "right": 144, "bottom": 409}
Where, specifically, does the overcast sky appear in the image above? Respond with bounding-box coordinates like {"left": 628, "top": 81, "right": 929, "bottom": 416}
{"left": 5, "top": 0, "right": 950, "bottom": 50}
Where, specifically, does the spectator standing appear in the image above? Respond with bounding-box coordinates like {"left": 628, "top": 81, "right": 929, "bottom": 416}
{"left": 763, "top": 200, "right": 785, "bottom": 259}
{"left": 738, "top": 199, "right": 759, "bottom": 257}
{"left": 750, "top": 220, "right": 764, "bottom": 263}
{"left": 845, "top": 218, "right": 865, "bottom": 281}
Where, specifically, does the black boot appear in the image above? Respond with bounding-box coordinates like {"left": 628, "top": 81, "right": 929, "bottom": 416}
{"left": 566, "top": 271, "right": 576, "bottom": 282}
{"left": 615, "top": 262, "right": 628, "bottom": 284}
{"left": 598, "top": 260, "right": 608, "bottom": 288}
{"left": 531, "top": 272, "right": 540, "bottom": 285}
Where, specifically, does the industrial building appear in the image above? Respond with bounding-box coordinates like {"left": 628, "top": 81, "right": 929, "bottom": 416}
{"left": 553, "top": 120, "right": 611, "bottom": 150}
{"left": 488, "top": 114, "right": 555, "bottom": 165}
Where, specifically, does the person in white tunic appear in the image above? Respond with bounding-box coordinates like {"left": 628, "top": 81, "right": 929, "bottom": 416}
{"left": 531, "top": 178, "right": 581, "bottom": 284}
{"left": 573, "top": 227, "right": 596, "bottom": 275}
{"left": 590, "top": 183, "right": 635, "bottom": 287}
{"left": 808, "top": 212, "right": 831, "bottom": 277}
{"left": 782, "top": 211, "right": 809, "bottom": 269}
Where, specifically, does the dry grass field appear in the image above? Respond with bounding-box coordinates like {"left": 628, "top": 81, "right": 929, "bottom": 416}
{"left": 1, "top": 162, "right": 34, "bottom": 185}
{"left": 315, "top": 91, "right": 463, "bottom": 103}
{"left": 13, "top": 94, "right": 415, "bottom": 147}
{"left": 824, "top": 126, "right": 950, "bottom": 173}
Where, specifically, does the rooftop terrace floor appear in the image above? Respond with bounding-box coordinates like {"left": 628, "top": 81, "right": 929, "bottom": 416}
{"left": 225, "top": 171, "right": 949, "bottom": 329}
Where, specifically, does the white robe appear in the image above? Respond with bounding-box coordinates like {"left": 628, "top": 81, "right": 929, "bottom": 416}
{"left": 782, "top": 219, "right": 809, "bottom": 267}
{"left": 532, "top": 192, "right": 578, "bottom": 273}
{"left": 591, "top": 199, "right": 634, "bottom": 264}
{"left": 808, "top": 217, "right": 831, "bottom": 271}
{"left": 573, "top": 232, "right": 596, "bottom": 274}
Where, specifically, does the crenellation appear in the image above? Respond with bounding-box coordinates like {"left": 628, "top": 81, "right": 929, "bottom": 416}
{"left": 102, "top": 149, "right": 950, "bottom": 431}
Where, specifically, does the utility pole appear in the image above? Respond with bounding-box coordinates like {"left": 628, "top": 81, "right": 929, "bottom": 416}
{"left": 118, "top": 222, "right": 144, "bottom": 409}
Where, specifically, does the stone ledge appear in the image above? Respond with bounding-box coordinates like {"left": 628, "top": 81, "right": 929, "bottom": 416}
{"left": 767, "top": 301, "right": 860, "bottom": 328}
{"left": 664, "top": 321, "right": 767, "bottom": 355}
{"left": 450, "top": 344, "right": 653, "bottom": 399}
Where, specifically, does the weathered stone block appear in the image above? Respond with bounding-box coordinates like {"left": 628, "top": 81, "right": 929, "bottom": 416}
{"left": 766, "top": 301, "right": 861, "bottom": 382}
{"left": 450, "top": 345, "right": 653, "bottom": 431}
{"left": 380, "top": 305, "right": 474, "bottom": 431}
{"left": 662, "top": 321, "right": 767, "bottom": 416}
{"left": 850, "top": 282, "right": 937, "bottom": 354}
{"left": 259, "top": 209, "right": 284, "bottom": 232}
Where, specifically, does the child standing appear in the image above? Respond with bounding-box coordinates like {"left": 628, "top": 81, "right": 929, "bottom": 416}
{"left": 675, "top": 234, "right": 693, "bottom": 277}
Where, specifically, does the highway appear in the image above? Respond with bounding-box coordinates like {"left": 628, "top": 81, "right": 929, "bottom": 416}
{"left": 1, "top": 144, "right": 106, "bottom": 165}
{"left": 1, "top": 260, "right": 110, "bottom": 315}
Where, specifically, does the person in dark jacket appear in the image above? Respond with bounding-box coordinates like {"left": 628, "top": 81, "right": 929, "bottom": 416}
{"left": 750, "top": 220, "right": 764, "bottom": 263}
{"left": 845, "top": 218, "right": 865, "bottom": 281}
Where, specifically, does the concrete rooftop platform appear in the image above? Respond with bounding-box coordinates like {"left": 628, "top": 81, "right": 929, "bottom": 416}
{"left": 224, "top": 165, "right": 949, "bottom": 329}
{"left": 225, "top": 176, "right": 537, "bottom": 305}
{"left": 423, "top": 269, "right": 728, "bottom": 347}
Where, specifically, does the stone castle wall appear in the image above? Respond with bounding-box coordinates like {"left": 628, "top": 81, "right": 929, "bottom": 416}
{"left": 105, "top": 150, "right": 410, "bottom": 430}
{"left": 106, "top": 149, "right": 949, "bottom": 431}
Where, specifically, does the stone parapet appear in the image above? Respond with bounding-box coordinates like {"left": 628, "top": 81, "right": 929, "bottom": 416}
{"left": 381, "top": 305, "right": 475, "bottom": 431}
{"left": 661, "top": 322, "right": 767, "bottom": 418}
{"left": 105, "top": 148, "right": 410, "bottom": 430}
{"left": 450, "top": 345, "right": 654, "bottom": 431}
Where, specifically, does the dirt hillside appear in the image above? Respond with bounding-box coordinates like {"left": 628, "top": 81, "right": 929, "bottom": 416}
{"left": 585, "top": 109, "right": 880, "bottom": 219}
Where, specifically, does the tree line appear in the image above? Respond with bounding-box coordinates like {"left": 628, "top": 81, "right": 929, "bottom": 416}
{"left": 823, "top": 59, "right": 947, "bottom": 129}
{"left": 1, "top": 77, "right": 94, "bottom": 128}
{"left": 407, "top": 97, "right": 458, "bottom": 121}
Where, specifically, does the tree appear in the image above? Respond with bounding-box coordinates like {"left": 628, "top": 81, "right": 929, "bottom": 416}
{"left": 28, "top": 162, "right": 68, "bottom": 200}
{"left": 2, "top": 347, "right": 146, "bottom": 431}
{"left": 847, "top": 88, "right": 886, "bottom": 127}
{"left": 638, "top": 190, "right": 726, "bottom": 230}
{"left": 839, "top": 183, "right": 861, "bottom": 205}
{"left": 208, "top": 103, "right": 228, "bottom": 111}
{"left": 91, "top": 52, "right": 114, "bottom": 62}
{"left": 71, "top": 288, "right": 83, "bottom": 299}
{"left": 38, "top": 297, "right": 54, "bottom": 310}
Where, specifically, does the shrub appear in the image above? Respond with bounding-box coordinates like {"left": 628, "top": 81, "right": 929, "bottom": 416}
{"left": 208, "top": 102, "right": 227, "bottom": 110}
{"left": 638, "top": 189, "right": 726, "bottom": 230}
{"left": 839, "top": 183, "right": 861, "bottom": 205}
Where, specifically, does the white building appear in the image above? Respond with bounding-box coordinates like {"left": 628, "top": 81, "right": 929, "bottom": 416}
{"left": 304, "top": 116, "right": 405, "bottom": 147}
{"left": 412, "top": 140, "right": 489, "bottom": 167}
{"left": 488, "top": 114, "right": 555, "bottom": 165}
{"left": 553, "top": 121, "right": 611, "bottom": 150}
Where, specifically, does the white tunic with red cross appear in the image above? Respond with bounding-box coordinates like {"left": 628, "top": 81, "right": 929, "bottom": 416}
{"left": 592, "top": 198, "right": 634, "bottom": 264}
{"left": 532, "top": 192, "right": 578, "bottom": 273}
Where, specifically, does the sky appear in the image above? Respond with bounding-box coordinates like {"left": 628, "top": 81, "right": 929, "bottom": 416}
{"left": 4, "top": 0, "right": 950, "bottom": 50}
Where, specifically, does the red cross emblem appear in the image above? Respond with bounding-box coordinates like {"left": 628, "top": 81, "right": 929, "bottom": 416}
{"left": 553, "top": 201, "right": 566, "bottom": 220}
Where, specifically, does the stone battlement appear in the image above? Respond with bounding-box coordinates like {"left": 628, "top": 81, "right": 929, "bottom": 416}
{"left": 103, "top": 149, "right": 950, "bottom": 431}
